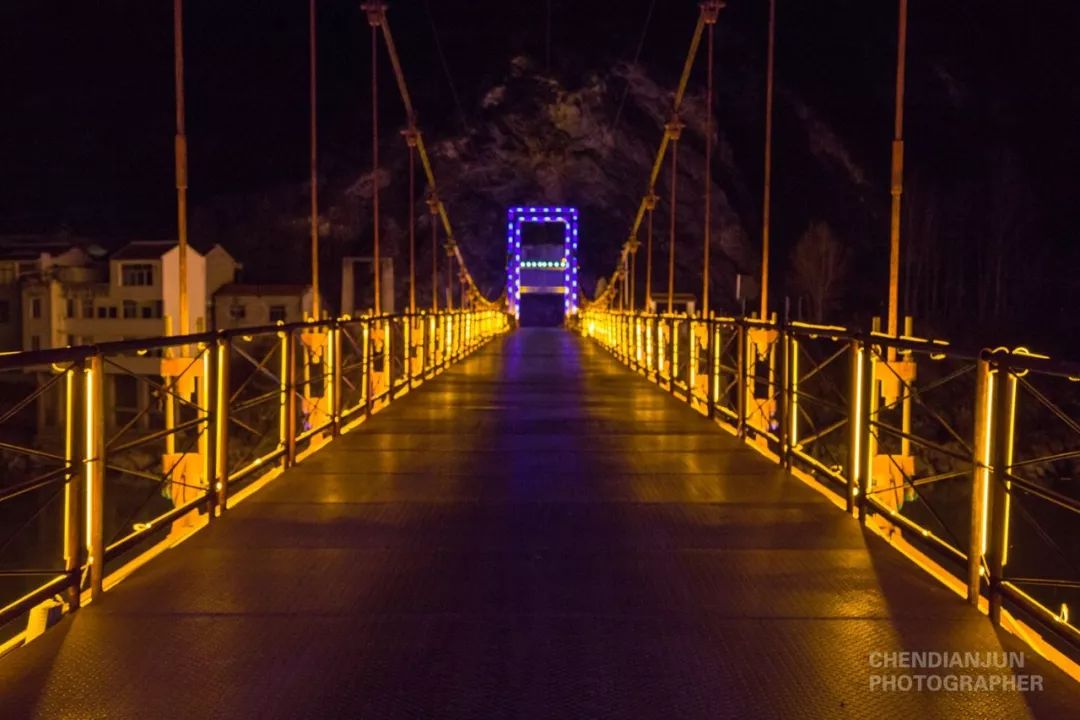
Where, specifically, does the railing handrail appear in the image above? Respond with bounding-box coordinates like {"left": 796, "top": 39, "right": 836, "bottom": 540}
{"left": 0, "top": 309, "right": 502, "bottom": 372}
{"left": 0, "top": 307, "right": 512, "bottom": 639}
{"left": 579, "top": 306, "right": 1080, "bottom": 656}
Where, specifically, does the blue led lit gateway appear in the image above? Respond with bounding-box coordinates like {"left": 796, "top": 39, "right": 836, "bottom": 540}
{"left": 505, "top": 206, "right": 580, "bottom": 319}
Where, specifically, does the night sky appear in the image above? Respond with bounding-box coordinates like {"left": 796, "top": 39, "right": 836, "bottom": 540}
{"left": 3, "top": 0, "right": 1080, "bottom": 344}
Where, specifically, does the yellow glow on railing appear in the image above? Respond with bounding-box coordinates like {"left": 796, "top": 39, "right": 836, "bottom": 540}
{"left": 865, "top": 353, "right": 878, "bottom": 492}
{"left": 979, "top": 375, "right": 996, "bottom": 556}
{"left": 790, "top": 338, "right": 799, "bottom": 447}
{"left": 791, "top": 320, "right": 847, "bottom": 333}
{"left": 83, "top": 366, "right": 95, "bottom": 548}
{"left": 712, "top": 326, "right": 720, "bottom": 404}
{"left": 326, "top": 328, "right": 336, "bottom": 420}
{"left": 278, "top": 331, "right": 289, "bottom": 449}
{"left": 1013, "top": 346, "right": 1049, "bottom": 360}
{"left": 1002, "top": 373, "right": 1018, "bottom": 567}
{"left": 63, "top": 368, "right": 75, "bottom": 565}
{"left": 851, "top": 346, "right": 864, "bottom": 495}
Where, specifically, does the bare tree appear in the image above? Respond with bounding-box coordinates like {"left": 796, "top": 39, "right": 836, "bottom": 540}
{"left": 791, "top": 221, "right": 847, "bottom": 323}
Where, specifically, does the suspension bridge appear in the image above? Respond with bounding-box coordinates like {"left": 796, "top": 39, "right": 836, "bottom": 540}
{"left": 1, "top": 2, "right": 1079, "bottom": 717}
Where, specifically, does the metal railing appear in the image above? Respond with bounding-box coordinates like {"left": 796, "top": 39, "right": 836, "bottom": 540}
{"left": 581, "top": 308, "right": 1080, "bottom": 654}
{"left": 0, "top": 309, "right": 509, "bottom": 644}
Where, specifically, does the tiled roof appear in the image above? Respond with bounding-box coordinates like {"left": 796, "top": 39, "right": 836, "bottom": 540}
{"left": 215, "top": 283, "right": 309, "bottom": 297}
{"left": 110, "top": 241, "right": 177, "bottom": 261}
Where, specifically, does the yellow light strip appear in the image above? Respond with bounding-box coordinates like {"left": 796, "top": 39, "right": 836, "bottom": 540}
{"left": 852, "top": 346, "right": 863, "bottom": 494}
{"left": 83, "top": 366, "right": 95, "bottom": 548}
{"left": 63, "top": 369, "right": 75, "bottom": 564}
{"left": 979, "top": 375, "right": 995, "bottom": 556}
{"left": 790, "top": 338, "right": 799, "bottom": 447}
{"left": 1001, "top": 374, "right": 1017, "bottom": 566}
{"left": 712, "top": 326, "right": 720, "bottom": 404}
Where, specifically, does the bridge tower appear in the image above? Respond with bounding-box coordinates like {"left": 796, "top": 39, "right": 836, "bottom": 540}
{"left": 506, "top": 206, "right": 580, "bottom": 325}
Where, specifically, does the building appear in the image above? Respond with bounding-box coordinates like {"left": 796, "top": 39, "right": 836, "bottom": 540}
{"left": 213, "top": 283, "right": 318, "bottom": 330}
{"left": 10, "top": 240, "right": 239, "bottom": 437}
{"left": 0, "top": 237, "right": 103, "bottom": 352}
{"left": 20, "top": 240, "right": 239, "bottom": 351}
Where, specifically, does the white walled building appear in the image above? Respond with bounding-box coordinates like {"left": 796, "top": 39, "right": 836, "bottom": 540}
{"left": 15, "top": 240, "right": 238, "bottom": 435}
{"left": 213, "top": 283, "right": 317, "bottom": 330}
{"left": 1, "top": 241, "right": 102, "bottom": 352}
{"left": 20, "top": 240, "right": 239, "bottom": 350}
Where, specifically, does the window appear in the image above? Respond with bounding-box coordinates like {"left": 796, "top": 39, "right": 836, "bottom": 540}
{"left": 67, "top": 334, "right": 75, "bottom": 347}
{"left": 82, "top": 299, "right": 93, "bottom": 318}
{"left": 269, "top": 305, "right": 287, "bottom": 323}
{"left": 154, "top": 300, "right": 164, "bottom": 319}
{"left": 121, "top": 263, "right": 154, "bottom": 287}
{"left": 229, "top": 303, "right": 246, "bottom": 321}
{"left": 66, "top": 298, "right": 75, "bottom": 318}
{"left": 123, "top": 300, "right": 137, "bottom": 319}
{"left": 0, "top": 300, "right": 9, "bottom": 323}
{"left": 30, "top": 335, "right": 41, "bottom": 351}
{"left": 97, "top": 306, "right": 107, "bottom": 319}
{"left": 108, "top": 306, "right": 117, "bottom": 319}
{"left": 141, "top": 304, "right": 153, "bottom": 319}
{"left": 31, "top": 297, "right": 42, "bottom": 319}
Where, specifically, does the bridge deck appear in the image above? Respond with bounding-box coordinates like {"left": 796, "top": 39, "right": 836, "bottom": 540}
{"left": 1, "top": 329, "right": 1077, "bottom": 718}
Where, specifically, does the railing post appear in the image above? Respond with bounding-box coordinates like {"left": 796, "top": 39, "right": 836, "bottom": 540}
{"left": 667, "top": 319, "right": 676, "bottom": 393}
{"left": 329, "top": 323, "right": 342, "bottom": 435}
{"left": 283, "top": 329, "right": 298, "bottom": 467}
{"left": 214, "top": 335, "right": 230, "bottom": 512}
{"left": 84, "top": 353, "right": 105, "bottom": 600}
{"left": 855, "top": 339, "right": 873, "bottom": 522}
{"left": 203, "top": 344, "right": 218, "bottom": 522}
{"left": 426, "top": 315, "right": 433, "bottom": 376}
{"left": 63, "top": 365, "right": 81, "bottom": 610}
{"left": 779, "top": 325, "right": 792, "bottom": 470}
{"left": 736, "top": 322, "right": 748, "bottom": 438}
{"left": 401, "top": 316, "right": 409, "bottom": 386}
{"left": 364, "top": 319, "right": 374, "bottom": 415}
{"left": 987, "top": 355, "right": 1017, "bottom": 625}
{"left": 705, "top": 317, "right": 715, "bottom": 418}
{"left": 847, "top": 339, "right": 870, "bottom": 516}
{"left": 711, "top": 322, "right": 721, "bottom": 414}
{"left": 968, "top": 354, "right": 993, "bottom": 605}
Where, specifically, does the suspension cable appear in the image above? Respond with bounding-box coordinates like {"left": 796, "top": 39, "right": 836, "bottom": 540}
{"left": 702, "top": 2, "right": 721, "bottom": 315}
{"left": 644, "top": 191, "right": 657, "bottom": 310}
{"left": 760, "top": 0, "right": 775, "bottom": 320}
{"left": 363, "top": 3, "right": 383, "bottom": 315}
{"left": 372, "top": 7, "right": 498, "bottom": 308}
{"left": 423, "top": 0, "right": 469, "bottom": 134}
{"left": 589, "top": 9, "right": 707, "bottom": 309}
{"left": 611, "top": 0, "right": 659, "bottom": 138}
{"left": 445, "top": 243, "right": 454, "bottom": 311}
{"left": 404, "top": 128, "right": 418, "bottom": 314}
{"left": 665, "top": 118, "right": 683, "bottom": 314}
{"left": 428, "top": 194, "right": 439, "bottom": 311}
{"left": 309, "top": 0, "right": 320, "bottom": 320}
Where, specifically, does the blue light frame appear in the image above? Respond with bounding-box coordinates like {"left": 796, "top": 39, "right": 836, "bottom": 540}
{"left": 505, "top": 206, "right": 580, "bottom": 318}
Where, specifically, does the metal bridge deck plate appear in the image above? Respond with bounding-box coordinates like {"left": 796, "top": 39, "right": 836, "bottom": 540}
{"left": 1, "top": 329, "right": 1077, "bottom": 718}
